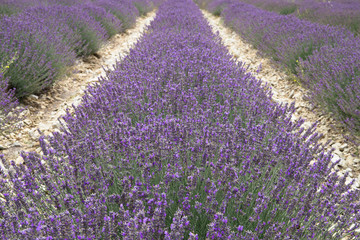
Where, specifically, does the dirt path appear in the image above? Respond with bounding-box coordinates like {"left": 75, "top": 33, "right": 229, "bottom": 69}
{"left": 202, "top": 11, "right": 360, "bottom": 183}
{"left": 0, "top": 11, "right": 156, "bottom": 165}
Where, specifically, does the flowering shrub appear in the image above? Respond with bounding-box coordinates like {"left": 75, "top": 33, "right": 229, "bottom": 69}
{"left": 80, "top": 3, "right": 123, "bottom": 38}
{"left": 1, "top": 0, "right": 359, "bottom": 239}
{"left": 0, "top": 0, "right": 151, "bottom": 110}
{"left": 299, "top": 37, "right": 360, "bottom": 134}
{"left": 95, "top": 0, "right": 140, "bottom": 31}
{"left": 0, "top": 6, "right": 81, "bottom": 97}
{"left": 200, "top": 0, "right": 360, "bottom": 137}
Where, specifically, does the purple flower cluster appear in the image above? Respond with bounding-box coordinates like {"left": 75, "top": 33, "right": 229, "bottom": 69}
{"left": 199, "top": 0, "right": 360, "bottom": 136}
{"left": 0, "top": 73, "right": 21, "bottom": 132}
{"left": 1, "top": 0, "right": 360, "bottom": 239}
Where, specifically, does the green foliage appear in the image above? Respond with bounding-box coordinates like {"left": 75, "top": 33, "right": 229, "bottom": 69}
{"left": 0, "top": 52, "right": 18, "bottom": 74}
{"left": 110, "top": 10, "right": 134, "bottom": 31}
{"left": 213, "top": 6, "right": 222, "bottom": 16}
{"left": 134, "top": 2, "right": 147, "bottom": 15}
{"left": 286, "top": 41, "right": 315, "bottom": 75}
{"left": 0, "top": 5, "right": 16, "bottom": 17}
{"left": 348, "top": 20, "right": 360, "bottom": 36}
{"left": 279, "top": 5, "right": 297, "bottom": 15}
{"left": 94, "top": 16, "right": 119, "bottom": 37}
{"left": 77, "top": 25, "right": 103, "bottom": 55}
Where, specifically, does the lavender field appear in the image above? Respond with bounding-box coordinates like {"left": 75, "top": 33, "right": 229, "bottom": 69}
{"left": 1, "top": 0, "right": 360, "bottom": 239}
{"left": 201, "top": 0, "right": 360, "bottom": 138}
{"left": 239, "top": 0, "right": 360, "bottom": 36}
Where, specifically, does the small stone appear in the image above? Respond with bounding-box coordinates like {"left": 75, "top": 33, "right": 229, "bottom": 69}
{"left": 52, "top": 121, "right": 62, "bottom": 129}
{"left": 11, "top": 142, "right": 22, "bottom": 147}
{"left": 331, "top": 153, "right": 345, "bottom": 166}
{"left": 334, "top": 150, "right": 344, "bottom": 159}
{"left": 339, "top": 143, "right": 348, "bottom": 151}
{"left": 15, "top": 156, "right": 24, "bottom": 165}
{"left": 355, "top": 175, "right": 360, "bottom": 187}
{"left": 0, "top": 145, "right": 7, "bottom": 150}
{"left": 332, "top": 142, "right": 341, "bottom": 150}
{"left": 29, "top": 129, "right": 40, "bottom": 140}
{"left": 19, "top": 109, "right": 30, "bottom": 118}
{"left": 28, "top": 94, "right": 39, "bottom": 101}
{"left": 345, "top": 176, "right": 353, "bottom": 185}
{"left": 302, "top": 121, "right": 312, "bottom": 130}
{"left": 346, "top": 155, "right": 355, "bottom": 165}
{"left": 0, "top": 161, "right": 7, "bottom": 175}
{"left": 93, "top": 52, "right": 101, "bottom": 59}
{"left": 30, "top": 142, "right": 40, "bottom": 148}
{"left": 38, "top": 123, "right": 49, "bottom": 131}
{"left": 23, "top": 119, "right": 32, "bottom": 125}
{"left": 289, "top": 90, "right": 295, "bottom": 98}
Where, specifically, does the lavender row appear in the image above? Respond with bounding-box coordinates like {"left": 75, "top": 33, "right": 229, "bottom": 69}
{"left": 199, "top": 0, "right": 360, "bottom": 137}
{"left": 238, "top": 0, "right": 360, "bottom": 36}
{"left": 0, "top": 0, "right": 154, "bottom": 133}
{"left": 1, "top": 0, "right": 360, "bottom": 238}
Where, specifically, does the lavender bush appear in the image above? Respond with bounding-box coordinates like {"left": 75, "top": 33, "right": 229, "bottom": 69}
{"left": 0, "top": 0, "right": 149, "bottom": 101}
{"left": 80, "top": 3, "right": 123, "bottom": 38}
{"left": 0, "top": 0, "right": 359, "bottom": 239}
{"left": 133, "top": 0, "right": 153, "bottom": 15}
{"left": 0, "top": 8, "right": 79, "bottom": 97}
{"left": 41, "top": 5, "right": 108, "bottom": 56}
{"left": 96, "top": 0, "right": 140, "bottom": 31}
{"left": 298, "top": 36, "right": 360, "bottom": 134}
{"left": 200, "top": 0, "right": 360, "bottom": 136}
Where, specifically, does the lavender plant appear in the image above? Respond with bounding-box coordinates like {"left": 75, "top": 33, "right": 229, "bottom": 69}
{"left": 298, "top": 37, "right": 360, "bottom": 134}
{"left": 0, "top": 0, "right": 145, "bottom": 100}
{"left": 80, "top": 3, "right": 123, "bottom": 37}
{"left": 0, "top": 8, "right": 78, "bottom": 97}
{"left": 133, "top": 0, "right": 153, "bottom": 15}
{"left": 96, "top": 0, "right": 140, "bottom": 31}
{"left": 42, "top": 5, "right": 108, "bottom": 56}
